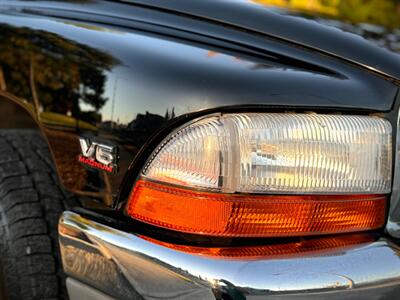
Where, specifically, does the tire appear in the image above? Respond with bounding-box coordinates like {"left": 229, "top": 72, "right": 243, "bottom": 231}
{"left": 0, "top": 129, "right": 79, "bottom": 300}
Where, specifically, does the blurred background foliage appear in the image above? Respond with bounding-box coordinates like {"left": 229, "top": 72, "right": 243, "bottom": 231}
{"left": 254, "top": 0, "right": 400, "bottom": 29}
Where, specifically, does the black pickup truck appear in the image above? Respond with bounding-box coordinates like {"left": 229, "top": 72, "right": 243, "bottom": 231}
{"left": 1, "top": 1, "right": 400, "bottom": 299}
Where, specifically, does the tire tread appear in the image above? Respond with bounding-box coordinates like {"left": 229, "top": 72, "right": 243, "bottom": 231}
{"left": 0, "top": 129, "right": 79, "bottom": 300}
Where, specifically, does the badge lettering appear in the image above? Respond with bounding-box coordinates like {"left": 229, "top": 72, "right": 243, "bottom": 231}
{"left": 78, "top": 137, "right": 118, "bottom": 173}
{"left": 79, "top": 138, "right": 97, "bottom": 158}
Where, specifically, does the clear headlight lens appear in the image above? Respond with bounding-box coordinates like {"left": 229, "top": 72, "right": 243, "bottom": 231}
{"left": 128, "top": 113, "right": 392, "bottom": 237}
{"left": 143, "top": 113, "right": 392, "bottom": 194}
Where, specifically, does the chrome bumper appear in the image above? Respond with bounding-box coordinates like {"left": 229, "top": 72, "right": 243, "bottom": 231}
{"left": 59, "top": 211, "right": 400, "bottom": 300}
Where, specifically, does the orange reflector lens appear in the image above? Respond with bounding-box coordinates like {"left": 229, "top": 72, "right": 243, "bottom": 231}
{"left": 140, "top": 234, "right": 375, "bottom": 259}
{"left": 127, "top": 180, "right": 387, "bottom": 237}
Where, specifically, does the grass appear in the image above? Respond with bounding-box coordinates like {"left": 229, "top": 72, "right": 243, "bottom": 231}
{"left": 40, "top": 111, "right": 97, "bottom": 131}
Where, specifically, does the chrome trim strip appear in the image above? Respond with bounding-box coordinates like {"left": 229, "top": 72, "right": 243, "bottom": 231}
{"left": 60, "top": 211, "right": 400, "bottom": 300}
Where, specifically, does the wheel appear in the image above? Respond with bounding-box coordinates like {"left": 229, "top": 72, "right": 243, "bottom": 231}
{"left": 0, "top": 129, "right": 79, "bottom": 300}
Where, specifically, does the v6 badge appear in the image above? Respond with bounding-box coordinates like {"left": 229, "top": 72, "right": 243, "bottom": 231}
{"left": 78, "top": 136, "right": 118, "bottom": 173}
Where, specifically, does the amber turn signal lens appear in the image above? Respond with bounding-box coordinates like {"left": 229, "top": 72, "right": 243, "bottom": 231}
{"left": 127, "top": 180, "right": 387, "bottom": 237}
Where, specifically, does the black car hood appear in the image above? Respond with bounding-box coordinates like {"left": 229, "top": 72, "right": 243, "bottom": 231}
{"left": 1, "top": 0, "right": 399, "bottom": 202}
{"left": 124, "top": 0, "right": 400, "bottom": 81}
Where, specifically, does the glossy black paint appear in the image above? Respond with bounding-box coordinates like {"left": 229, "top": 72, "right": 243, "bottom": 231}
{"left": 123, "top": 0, "right": 400, "bottom": 80}
{"left": 0, "top": 0, "right": 399, "bottom": 206}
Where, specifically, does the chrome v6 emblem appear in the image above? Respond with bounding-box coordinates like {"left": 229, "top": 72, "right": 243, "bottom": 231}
{"left": 78, "top": 137, "right": 118, "bottom": 173}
